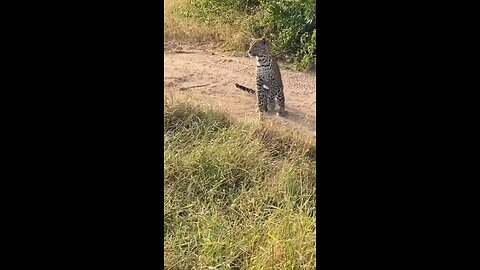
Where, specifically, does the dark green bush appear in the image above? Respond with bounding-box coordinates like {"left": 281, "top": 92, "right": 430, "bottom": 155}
{"left": 255, "top": 0, "right": 316, "bottom": 69}
{"left": 296, "top": 29, "right": 316, "bottom": 70}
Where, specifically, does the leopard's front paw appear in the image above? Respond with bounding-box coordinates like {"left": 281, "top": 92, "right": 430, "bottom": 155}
{"left": 276, "top": 110, "right": 288, "bottom": 117}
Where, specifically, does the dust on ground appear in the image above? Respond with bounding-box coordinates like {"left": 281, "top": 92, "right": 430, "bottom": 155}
{"left": 164, "top": 43, "right": 316, "bottom": 136}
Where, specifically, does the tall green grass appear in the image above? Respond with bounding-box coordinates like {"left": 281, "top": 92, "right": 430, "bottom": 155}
{"left": 164, "top": 101, "right": 316, "bottom": 269}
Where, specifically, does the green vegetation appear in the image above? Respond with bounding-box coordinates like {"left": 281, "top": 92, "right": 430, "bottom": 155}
{"left": 165, "top": 0, "right": 316, "bottom": 71}
{"left": 164, "top": 100, "right": 316, "bottom": 269}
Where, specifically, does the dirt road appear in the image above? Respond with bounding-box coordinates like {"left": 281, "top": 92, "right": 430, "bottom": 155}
{"left": 164, "top": 45, "right": 317, "bottom": 136}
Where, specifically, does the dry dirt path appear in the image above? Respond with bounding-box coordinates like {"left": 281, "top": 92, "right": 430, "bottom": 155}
{"left": 164, "top": 45, "right": 317, "bottom": 136}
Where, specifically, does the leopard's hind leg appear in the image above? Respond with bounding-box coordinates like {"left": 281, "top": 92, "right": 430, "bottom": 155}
{"left": 276, "top": 90, "right": 287, "bottom": 116}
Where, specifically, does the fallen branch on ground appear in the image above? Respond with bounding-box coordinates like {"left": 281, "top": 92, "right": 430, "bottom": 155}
{"left": 179, "top": 84, "right": 211, "bottom": 91}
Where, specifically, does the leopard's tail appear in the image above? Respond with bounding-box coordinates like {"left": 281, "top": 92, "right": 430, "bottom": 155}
{"left": 234, "top": 83, "right": 256, "bottom": 94}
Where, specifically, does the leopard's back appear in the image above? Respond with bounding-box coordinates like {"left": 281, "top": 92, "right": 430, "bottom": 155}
{"left": 269, "top": 60, "right": 283, "bottom": 90}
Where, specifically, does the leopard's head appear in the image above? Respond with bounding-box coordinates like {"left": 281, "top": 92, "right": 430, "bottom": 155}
{"left": 247, "top": 37, "right": 271, "bottom": 57}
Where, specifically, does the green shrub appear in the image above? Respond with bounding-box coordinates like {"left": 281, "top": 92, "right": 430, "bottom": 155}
{"left": 255, "top": 0, "right": 316, "bottom": 69}
{"left": 296, "top": 29, "right": 316, "bottom": 70}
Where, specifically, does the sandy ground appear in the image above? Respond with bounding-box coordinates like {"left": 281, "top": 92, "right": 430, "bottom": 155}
{"left": 164, "top": 44, "right": 316, "bottom": 136}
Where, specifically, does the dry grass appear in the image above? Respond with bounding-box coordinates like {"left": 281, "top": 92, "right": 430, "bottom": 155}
{"left": 164, "top": 99, "right": 316, "bottom": 269}
{"left": 164, "top": 0, "right": 252, "bottom": 51}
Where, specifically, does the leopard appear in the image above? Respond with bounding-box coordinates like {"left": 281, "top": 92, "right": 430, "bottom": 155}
{"left": 234, "top": 37, "right": 287, "bottom": 116}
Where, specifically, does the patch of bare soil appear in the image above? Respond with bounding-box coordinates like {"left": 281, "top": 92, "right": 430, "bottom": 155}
{"left": 164, "top": 45, "right": 316, "bottom": 136}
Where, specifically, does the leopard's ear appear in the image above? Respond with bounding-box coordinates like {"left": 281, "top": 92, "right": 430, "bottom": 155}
{"left": 261, "top": 33, "right": 272, "bottom": 44}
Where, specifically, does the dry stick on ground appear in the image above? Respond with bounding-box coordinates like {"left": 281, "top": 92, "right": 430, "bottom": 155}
{"left": 173, "top": 50, "right": 195, "bottom": 54}
{"left": 179, "top": 84, "right": 211, "bottom": 91}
